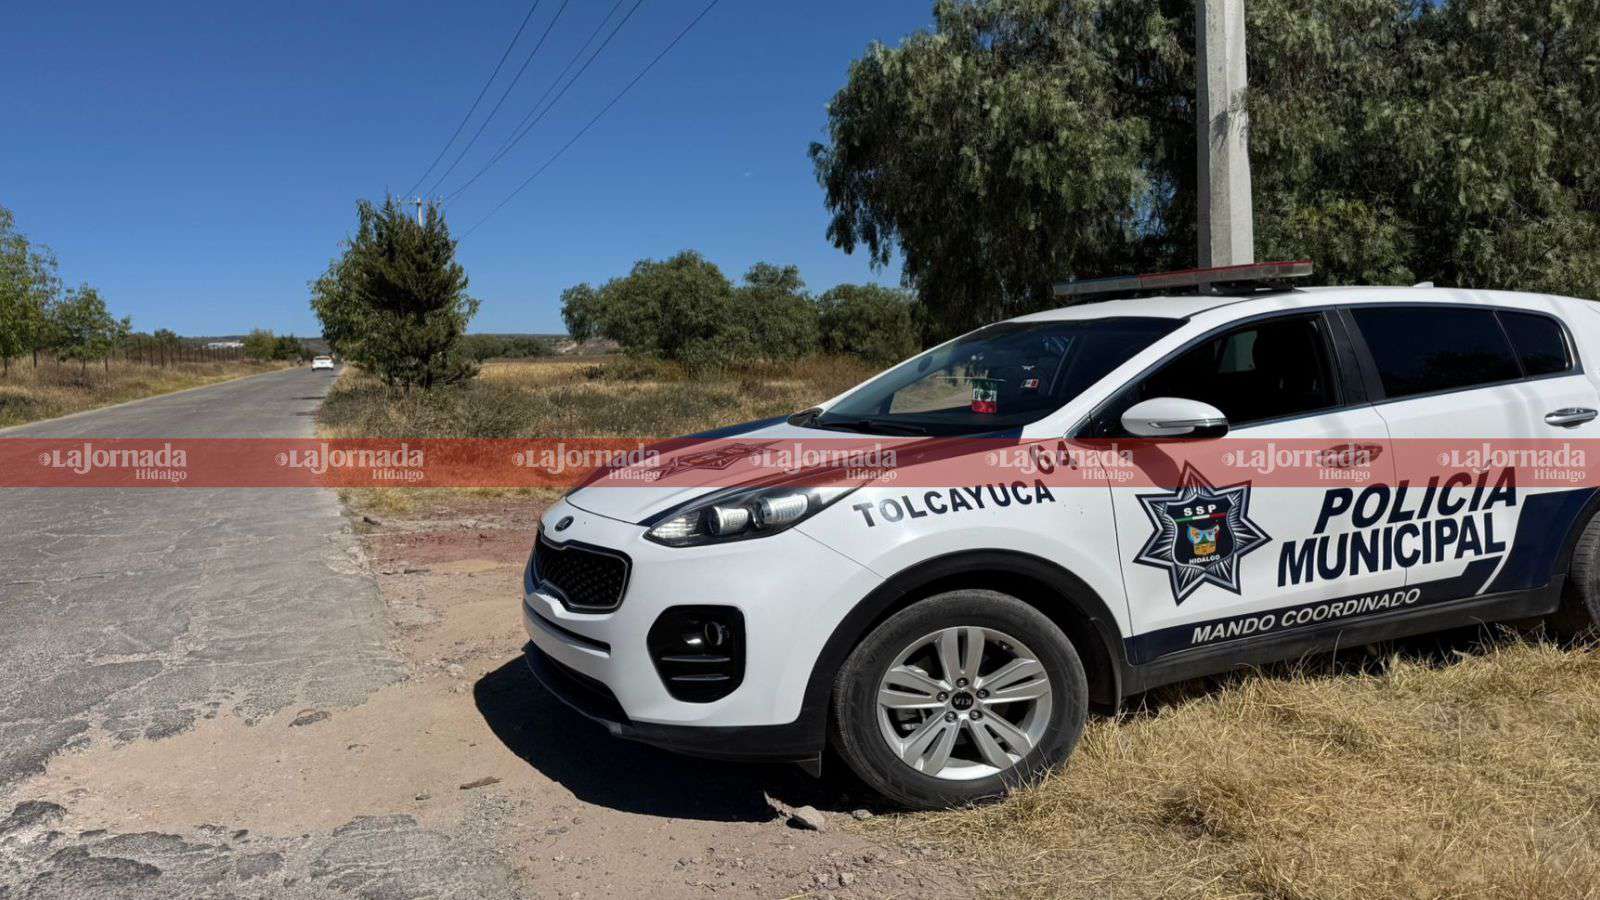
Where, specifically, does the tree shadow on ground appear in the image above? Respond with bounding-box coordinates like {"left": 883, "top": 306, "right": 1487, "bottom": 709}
{"left": 474, "top": 656, "right": 875, "bottom": 823}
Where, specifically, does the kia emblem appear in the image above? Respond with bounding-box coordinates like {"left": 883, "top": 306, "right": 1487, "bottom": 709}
{"left": 553, "top": 516, "right": 573, "bottom": 533}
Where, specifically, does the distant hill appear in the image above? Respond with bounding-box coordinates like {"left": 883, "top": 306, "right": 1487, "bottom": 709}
{"left": 188, "top": 334, "right": 331, "bottom": 353}
{"left": 182, "top": 332, "right": 577, "bottom": 358}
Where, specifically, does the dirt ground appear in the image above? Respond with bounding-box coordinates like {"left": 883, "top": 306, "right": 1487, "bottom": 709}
{"left": 16, "top": 494, "right": 972, "bottom": 899}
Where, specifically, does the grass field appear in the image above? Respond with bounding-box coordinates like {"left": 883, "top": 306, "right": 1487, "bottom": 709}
{"left": 322, "top": 355, "right": 1600, "bottom": 899}
{"left": 319, "top": 355, "right": 880, "bottom": 516}
{"left": 318, "top": 354, "right": 880, "bottom": 440}
{"left": 0, "top": 358, "right": 290, "bottom": 428}
{"left": 886, "top": 638, "right": 1600, "bottom": 899}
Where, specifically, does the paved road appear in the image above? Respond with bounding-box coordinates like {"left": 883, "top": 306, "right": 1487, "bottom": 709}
{"left": 0, "top": 368, "right": 516, "bottom": 898}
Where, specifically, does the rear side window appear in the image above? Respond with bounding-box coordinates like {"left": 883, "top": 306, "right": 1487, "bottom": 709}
{"left": 1498, "top": 311, "right": 1571, "bottom": 376}
{"left": 1349, "top": 306, "right": 1521, "bottom": 399}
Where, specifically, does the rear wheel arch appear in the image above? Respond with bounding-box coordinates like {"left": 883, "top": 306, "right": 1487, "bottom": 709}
{"left": 1551, "top": 489, "right": 1600, "bottom": 579}
{"left": 802, "top": 550, "right": 1127, "bottom": 724}
{"left": 1548, "top": 490, "right": 1600, "bottom": 637}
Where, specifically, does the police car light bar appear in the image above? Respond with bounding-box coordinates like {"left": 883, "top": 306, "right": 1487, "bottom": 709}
{"left": 1053, "top": 260, "right": 1313, "bottom": 301}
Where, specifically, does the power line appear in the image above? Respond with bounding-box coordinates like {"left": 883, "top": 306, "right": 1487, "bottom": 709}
{"left": 462, "top": 0, "right": 723, "bottom": 239}
{"left": 426, "top": 0, "right": 575, "bottom": 196}
{"left": 443, "top": 0, "right": 637, "bottom": 203}
{"left": 403, "top": 0, "right": 544, "bottom": 198}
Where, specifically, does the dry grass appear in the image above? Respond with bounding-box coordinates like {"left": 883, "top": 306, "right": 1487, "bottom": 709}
{"left": 338, "top": 485, "right": 564, "bottom": 519}
{"left": 318, "top": 354, "right": 879, "bottom": 440}
{"left": 872, "top": 638, "right": 1600, "bottom": 900}
{"left": 321, "top": 354, "right": 878, "bottom": 515}
{"left": 0, "top": 358, "right": 288, "bottom": 428}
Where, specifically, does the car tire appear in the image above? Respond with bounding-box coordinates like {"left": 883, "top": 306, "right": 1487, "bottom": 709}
{"left": 828, "top": 589, "right": 1088, "bottom": 809}
{"left": 1549, "top": 510, "right": 1600, "bottom": 640}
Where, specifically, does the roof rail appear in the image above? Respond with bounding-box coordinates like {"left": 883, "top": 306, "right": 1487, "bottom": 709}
{"left": 1053, "top": 260, "right": 1313, "bottom": 302}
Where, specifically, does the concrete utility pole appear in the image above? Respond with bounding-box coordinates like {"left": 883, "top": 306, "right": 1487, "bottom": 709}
{"left": 1196, "top": 0, "right": 1254, "bottom": 267}
{"left": 407, "top": 196, "right": 430, "bottom": 226}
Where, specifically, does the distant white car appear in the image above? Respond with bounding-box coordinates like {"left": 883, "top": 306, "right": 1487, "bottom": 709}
{"left": 312, "top": 356, "right": 335, "bottom": 371}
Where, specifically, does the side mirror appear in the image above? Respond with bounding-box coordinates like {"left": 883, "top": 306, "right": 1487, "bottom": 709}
{"left": 1121, "top": 397, "right": 1230, "bottom": 439}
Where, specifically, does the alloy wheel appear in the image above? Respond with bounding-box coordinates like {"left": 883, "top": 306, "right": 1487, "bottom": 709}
{"left": 874, "top": 626, "right": 1053, "bottom": 780}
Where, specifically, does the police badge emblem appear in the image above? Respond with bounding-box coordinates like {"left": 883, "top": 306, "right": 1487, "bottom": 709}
{"left": 1134, "top": 464, "right": 1269, "bottom": 604}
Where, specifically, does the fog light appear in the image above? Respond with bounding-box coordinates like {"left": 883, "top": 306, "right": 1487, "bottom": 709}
{"left": 647, "top": 606, "right": 745, "bottom": 703}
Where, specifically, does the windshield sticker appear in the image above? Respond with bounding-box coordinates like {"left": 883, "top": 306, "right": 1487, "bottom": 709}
{"left": 970, "top": 379, "right": 999, "bottom": 414}
{"left": 1134, "top": 464, "right": 1270, "bottom": 604}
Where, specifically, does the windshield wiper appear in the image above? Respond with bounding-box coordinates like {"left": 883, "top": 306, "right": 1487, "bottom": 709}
{"left": 814, "top": 418, "right": 928, "bottom": 436}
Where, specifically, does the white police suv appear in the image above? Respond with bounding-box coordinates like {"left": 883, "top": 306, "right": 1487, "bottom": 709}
{"left": 522, "top": 261, "right": 1600, "bottom": 809}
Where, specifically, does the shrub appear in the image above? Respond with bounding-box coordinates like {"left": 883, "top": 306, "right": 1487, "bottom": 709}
{"left": 460, "top": 334, "right": 552, "bottom": 362}
{"left": 816, "top": 284, "right": 922, "bottom": 363}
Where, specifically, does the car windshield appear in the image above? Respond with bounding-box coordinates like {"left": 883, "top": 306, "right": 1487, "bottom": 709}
{"left": 812, "top": 317, "right": 1182, "bottom": 435}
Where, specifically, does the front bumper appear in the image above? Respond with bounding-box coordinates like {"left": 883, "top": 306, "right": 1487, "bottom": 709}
{"left": 521, "top": 499, "right": 882, "bottom": 745}
{"left": 522, "top": 642, "right": 823, "bottom": 760}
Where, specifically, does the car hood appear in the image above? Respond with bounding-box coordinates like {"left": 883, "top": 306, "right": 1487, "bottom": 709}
{"left": 562, "top": 416, "right": 831, "bottom": 524}
{"left": 556, "top": 413, "right": 953, "bottom": 525}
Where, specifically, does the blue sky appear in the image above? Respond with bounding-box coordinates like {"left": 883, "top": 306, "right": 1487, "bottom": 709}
{"left": 2, "top": 0, "right": 929, "bottom": 336}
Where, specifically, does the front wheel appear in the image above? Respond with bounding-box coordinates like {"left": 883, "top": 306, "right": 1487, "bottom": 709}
{"left": 829, "top": 590, "right": 1088, "bottom": 809}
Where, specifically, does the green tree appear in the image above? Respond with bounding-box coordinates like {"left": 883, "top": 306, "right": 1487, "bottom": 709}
{"left": 110, "top": 315, "right": 131, "bottom": 369}
{"left": 811, "top": 0, "right": 1150, "bottom": 335}
{"left": 559, "top": 283, "right": 603, "bottom": 344}
{"left": 812, "top": 0, "right": 1600, "bottom": 334}
{"left": 274, "top": 334, "right": 309, "bottom": 361}
{"left": 0, "top": 206, "right": 28, "bottom": 372}
{"left": 0, "top": 204, "right": 62, "bottom": 372}
{"left": 588, "top": 251, "right": 744, "bottom": 368}
{"left": 736, "top": 263, "right": 819, "bottom": 360}
{"left": 151, "top": 328, "right": 181, "bottom": 365}
{"left": 310, "top": 253, "right": 368, "bottom": 361}
{"left": 817, "top": 284, "right": 922, "bottom": 363}
{"left": 243, "top": 328, "right": 277, "bottom": 361}
{"left": 52, "top": 286, "right": 118, "bottom": 372}
{"left": 310, "top": 197, "right": 478, "bottom": 389}
{"left": 559, "top": 255, "right": 829, "bottom": 367}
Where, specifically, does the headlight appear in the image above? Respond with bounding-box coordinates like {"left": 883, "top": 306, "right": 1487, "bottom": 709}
{"left": 644, "top": 484, "right": 856, "bottom": 547}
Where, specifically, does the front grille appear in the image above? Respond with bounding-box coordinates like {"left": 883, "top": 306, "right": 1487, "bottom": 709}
{"left": 532, "top": 533, "right": 630, "bottom": 612}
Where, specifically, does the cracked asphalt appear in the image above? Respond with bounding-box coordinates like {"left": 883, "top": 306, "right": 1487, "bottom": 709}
{"left": 0, "top": 369, "right": 519, "bottom": 898}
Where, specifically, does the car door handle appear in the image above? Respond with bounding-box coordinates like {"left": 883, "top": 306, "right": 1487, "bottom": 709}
{"left": 1317, "top": 442, "right": 1383, "bottom": 468}
{"left": 1545, "top": 407, "right": 1598, "bottom": 427}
